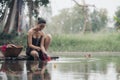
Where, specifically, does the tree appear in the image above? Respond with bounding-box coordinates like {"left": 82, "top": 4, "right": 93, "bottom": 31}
{"left": 48, "top": 4, "right": 108, "bottom": 34}
{"left": 0, "top": 0, "right": 49, "bottom": 36}
{"left": 90, "top": 8, "right": 108, "bottom": 32}
{"left": 26, "top": 0, "right": 49, "bottom": 28}
{"left": 114, "top": 6, "right": 120, "bottom": 31}
{"left": 0, "top": 0, "right": 12, "bottom": 33}
{"left": 49, "top": 5, "right": 85, "bottom": 34}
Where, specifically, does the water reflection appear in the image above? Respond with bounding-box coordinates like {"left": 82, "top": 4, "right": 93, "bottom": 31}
{"left": 0, "top": 57, "right": 119, "bottom": 80}
{"left": 26, "top": 61, "right": 50, "bottom": 80}
{"left": 48, "top": 57, "right": 120, "bottom": 80}
{"left": 0, "top": 61, "right": 24, "bottom": 80}
{"left": 0, "top": 61, "right": 50, "bottom": 80}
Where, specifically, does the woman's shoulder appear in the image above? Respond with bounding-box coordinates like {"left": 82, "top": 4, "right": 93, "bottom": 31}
{"left": 28, "top": 28, "right": 34, "bottom": 34}
{"left": 39, "top": 31, "right": 45, "bottom": 36}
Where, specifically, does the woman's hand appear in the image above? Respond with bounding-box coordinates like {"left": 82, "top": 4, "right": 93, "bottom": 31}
{"left": 36, "top": 47, "right": 41, "bottom": 51}
{"left": 43, "top": 51, "right": 47, "bottom": 54}
{"left": 41, "top": 48, "right": 47, "bottom": 54}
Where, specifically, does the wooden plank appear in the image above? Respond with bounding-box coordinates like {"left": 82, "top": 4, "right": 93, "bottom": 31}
{"left": 0, "top": 56, "right": 59, "bottom": 61}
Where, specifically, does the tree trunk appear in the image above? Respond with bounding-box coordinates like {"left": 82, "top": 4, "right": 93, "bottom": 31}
{"left": 9, "top": 0, "right": 17, "bottom": 33}
{"left": 2, "top": 0, "right": 15, "bottom": 34}
{"left": 27, "top": 0, "right": 33, "bottom": 28}
{"left": 2, "top": 0, "right": 23, "bottom": 35}
{"left": 0, "top": 6, "right": 9, "bottom": 32}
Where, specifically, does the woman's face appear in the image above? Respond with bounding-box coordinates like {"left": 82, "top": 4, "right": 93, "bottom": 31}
{"left": 37, "top": 23, "right": 46, "bottom": 31}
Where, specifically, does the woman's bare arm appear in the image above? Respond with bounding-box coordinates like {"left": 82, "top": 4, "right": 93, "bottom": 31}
{"left": 40, "top": 33, "right": 47, "bottom": 53}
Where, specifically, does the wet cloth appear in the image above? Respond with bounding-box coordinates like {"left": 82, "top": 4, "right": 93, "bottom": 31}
{"left": 0, "top": 45, "right": 7, "bottom": 52}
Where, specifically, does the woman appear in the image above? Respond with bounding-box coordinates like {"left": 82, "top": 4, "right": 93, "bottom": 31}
{"left": 26, "top": 17, "right": 51, "bottom": 61}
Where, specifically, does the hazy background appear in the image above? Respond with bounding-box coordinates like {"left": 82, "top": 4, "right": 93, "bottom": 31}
{"left": 50, "top": 0, "right": 120, "bottom": 17}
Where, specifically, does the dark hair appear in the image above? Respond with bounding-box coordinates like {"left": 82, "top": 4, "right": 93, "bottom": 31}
{"left": 38, "top": 17, "right": 46, "bottom": 24}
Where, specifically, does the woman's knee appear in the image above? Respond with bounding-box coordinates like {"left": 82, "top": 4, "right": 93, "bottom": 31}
{"left": 44, "top": 34, "right": 52, "bottom": 50}
{"left": 30, "top": 50, "right": 39, "bottom": 57}
{"left": 45, "top": 34, "right": 52, "bottom": 43}
{"left": 46, "top": 34, "right": 52, "bottom": 42}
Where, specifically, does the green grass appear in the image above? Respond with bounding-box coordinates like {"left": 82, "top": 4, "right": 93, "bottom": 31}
{"left": 49, "top": 32, "right": 120, "bottom": 52}
{"left": 1, "top": 32, "right": 120, "bottom": 52}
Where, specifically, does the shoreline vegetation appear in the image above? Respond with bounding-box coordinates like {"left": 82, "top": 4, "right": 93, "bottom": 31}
{"left": 1, "top": 32, "right": 120, "bottom": 52}
{"left": 50, "top": 32, "right": 120, "bottom": 52}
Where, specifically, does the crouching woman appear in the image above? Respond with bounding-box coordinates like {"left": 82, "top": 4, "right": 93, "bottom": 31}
{"left": 26, "top": 18, "right": 51, "bottom": 61}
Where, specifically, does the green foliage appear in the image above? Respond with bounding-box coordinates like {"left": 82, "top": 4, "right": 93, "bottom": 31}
{"left": 13, "top": 34, "right": 27, "bottom": 49}
{"left": 0, "top": 30, "right": 21, "bottom": 45}
{"left": 0, "top": 33, "right": 13, "bottom": 40}
{"left": 114, "top": 6, "right": 120, "bottom": 30}
{"left": 49, "top": 5, "right": 84, "bottom": 34}
{"left": 91, "top": 9, "right": 108, "bottom": 32}
{"left": 0, "top": 33, "right": 27, "bottom": 49}
{"left": 0, "top": 33, "right": 13, "bottom": 45}
{"left": 39, "top": 0, "right": 49, "bottom": 6}
{"left": 49, "top": 33, "right": 120, "bottom": 52}
{"left": 48, "top": 4, "right": 108, "bottom": 34}
{"left": 33, "top": 0, "right": 49, "bottom": 18}
{"left": 114, "top": 16, "right": 120, "bottom": 23}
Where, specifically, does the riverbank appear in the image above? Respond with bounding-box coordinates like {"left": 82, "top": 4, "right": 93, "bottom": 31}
{"left": 1, "top": 51, "right": 120, "bottom": 57}
{"left": 50, "top": 52, "right": 120, "bottom": 57}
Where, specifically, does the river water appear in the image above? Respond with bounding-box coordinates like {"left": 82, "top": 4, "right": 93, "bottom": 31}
{"left": 0, "top": 57, "right": 120, "bottom": 80}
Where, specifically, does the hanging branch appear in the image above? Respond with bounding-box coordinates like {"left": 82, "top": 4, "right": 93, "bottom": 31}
{"left": 72, "top": 0, "right": 95, "bottom": 33}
